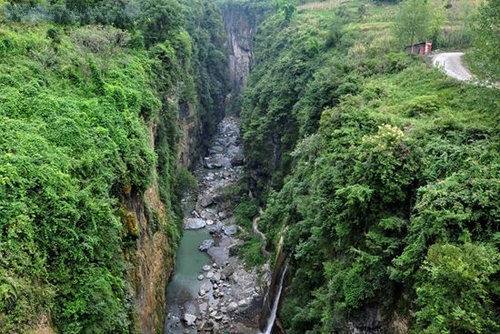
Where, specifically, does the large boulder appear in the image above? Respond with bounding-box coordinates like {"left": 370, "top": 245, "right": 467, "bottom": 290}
{"left": 199, "top": 239, "right": 214, "bottom": 252}
{"left": 198, "top": 193, "right": 215, "bottom": 208}
{"left": 184, "top": 218, "right": 206, "bottom": 230}
{"left": 199, "top": 282, "right": 212, "bottom": 296}
{"left": 208, "top": 223, "right": 224, "bottom": 235}
{"left": 183, "top": 313, "right": 197, "bottom": 326}
{"left": 223, "top": 225, "right": 237, "bottom": 236}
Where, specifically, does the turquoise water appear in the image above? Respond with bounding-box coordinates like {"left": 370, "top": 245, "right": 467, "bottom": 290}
{"left": 165, "top": 229, "right": 210, "bottom": 332}
{"left": 167, "top": 229, "right": 210, "bottom": 302}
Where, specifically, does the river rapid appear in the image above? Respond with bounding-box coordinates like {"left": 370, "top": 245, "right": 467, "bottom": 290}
{"left": 165, "top": 117, "right": 265, "bottom": 334}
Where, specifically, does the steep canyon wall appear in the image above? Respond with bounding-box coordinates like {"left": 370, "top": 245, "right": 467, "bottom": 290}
{"left": 222, "top": 2, "right": 269, "bottom": 114}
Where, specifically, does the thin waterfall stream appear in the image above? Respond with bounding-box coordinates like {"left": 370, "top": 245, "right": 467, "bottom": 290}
{"left": 261, "top": 265, "right": 287, "bottom": 334}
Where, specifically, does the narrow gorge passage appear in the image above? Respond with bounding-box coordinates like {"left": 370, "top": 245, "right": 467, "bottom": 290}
{"left": 165, "top": 118, "right": 264, "bottom": 333}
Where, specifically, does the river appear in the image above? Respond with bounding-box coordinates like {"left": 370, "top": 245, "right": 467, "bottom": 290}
{"left": 165, "top": 117, "right": 263, "bottom": 333}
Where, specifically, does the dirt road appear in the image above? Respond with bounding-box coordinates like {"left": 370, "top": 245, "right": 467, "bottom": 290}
{"left": 432, "top": 52, "right": 473, "bottom": 81}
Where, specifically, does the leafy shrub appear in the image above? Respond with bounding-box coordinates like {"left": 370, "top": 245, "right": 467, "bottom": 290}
{"left": 174, "top": 167, "right": 199, "bottom": 196}
{"left": 234, "top": 199, "right": 259, "bottom": 229}
{"left": 415, "top": 243, "right": 499, "bottom": 333}
{"left": 402, "top": 94, "right": 441, "bottom": 117}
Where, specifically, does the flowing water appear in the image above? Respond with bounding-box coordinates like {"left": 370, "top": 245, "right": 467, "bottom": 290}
{"left": 165, "top": 229, "right": 211, "bottom": 328}
{"left": 260, "top": 265, "right": 287, "bottom": 334}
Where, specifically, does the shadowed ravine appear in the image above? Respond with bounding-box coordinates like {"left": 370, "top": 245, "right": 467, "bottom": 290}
{"left": 165, "top": 4, "right": 279, "bottom": 333}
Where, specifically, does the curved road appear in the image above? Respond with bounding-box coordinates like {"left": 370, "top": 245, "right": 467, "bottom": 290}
{"left": 432, "top": 52, "right": 473, "bottom": 81}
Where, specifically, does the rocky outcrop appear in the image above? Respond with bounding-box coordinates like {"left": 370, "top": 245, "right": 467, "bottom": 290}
{"left": 177, "top": 100, "right": 200, "bottom": 168}
{"left": 346, "top": 307, "right": 383, "bottom": 334}
{"left": 224, "top": 8, "right": 254, "bottom": 103}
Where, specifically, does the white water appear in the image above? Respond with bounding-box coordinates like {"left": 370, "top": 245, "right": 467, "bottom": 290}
{"left": 261, "top": 264, "right": 288, "bottom": 334}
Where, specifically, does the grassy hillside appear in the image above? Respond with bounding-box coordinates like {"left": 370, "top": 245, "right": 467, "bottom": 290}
{"left": 241, "top": 0, "right": 499, "bottom": 332}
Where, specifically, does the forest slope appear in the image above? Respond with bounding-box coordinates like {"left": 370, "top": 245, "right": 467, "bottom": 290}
{"left": 0, "top": 0, "right": 228, "bottom": 332}
{"left": 241, "top": 0, "right": 499, "bottom": 332}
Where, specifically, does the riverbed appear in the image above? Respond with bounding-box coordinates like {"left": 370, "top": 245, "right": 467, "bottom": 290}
{"left": 165, "top": 117, "right": 263, "bottom": 333}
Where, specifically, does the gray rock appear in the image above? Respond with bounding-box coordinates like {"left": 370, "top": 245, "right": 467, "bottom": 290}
{"left": 222, "top": 263, "right": 236, "bottom": 278}
{"left": 197, "top": 274, "right": 204, "bottom": 280}
{"left": 184, "top": 218, "right": 206, "bottom": 230}
{"left": 209, "top": 145, "right": 224, "bottom": 154}
{"left": 208, "top": 223, "right": 224, "bottom": 234}
{"left": 227, "top": 302, "right": 238, "bottom": 312}
{"left": 198, "top": 194, "right": 214, "bottom": 208}
{"left": 199, "top": 302, "right": 208, "bottom": 314}
{"left": 202, "top": 265, "right": 211, "bottom": 271}
{"left": 200, "top": 208, "right": 217, "bottom": 220}
{"left": 199, "top": 282, "right": 211, "bottom": 296}
{"left": 223, "top": 225, "right": 237, "bottom": 236}
{"left": 227, "top": 144, "right": 240, "bottom": 157}
{"left": 199, "top": 239, "right": 214, "bottom": 252}
{"left": 207, "top": 246, "right": 229, "bottom": 267}
{"left": 183, "top": 313, "right": 196, "bottom": 326}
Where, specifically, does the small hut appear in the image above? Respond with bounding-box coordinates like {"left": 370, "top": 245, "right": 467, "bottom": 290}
{"left": 405, "top": 41, "right": 432, "bottom": 56}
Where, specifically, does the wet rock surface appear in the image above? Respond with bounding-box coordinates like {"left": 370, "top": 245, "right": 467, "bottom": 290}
{"left": 165, "top": 117, "right": 262, "bottom": 333}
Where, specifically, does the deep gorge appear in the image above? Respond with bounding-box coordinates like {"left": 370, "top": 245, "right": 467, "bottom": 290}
{"left": 0, "top": 0, "right": 498, "bottom": 333}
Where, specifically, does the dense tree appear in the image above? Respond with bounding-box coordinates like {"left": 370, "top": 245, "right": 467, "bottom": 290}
{"left": 395, "top": 0, "right": 433, "bottom": 45}
{"left": 472, "top": 0, "right": 500, "bottom": 80}
{"left": 274, "top": 0, "right": 296, "bottom": 22}
{"left": 415, "top": 243, "right": 499, "bottom": 333}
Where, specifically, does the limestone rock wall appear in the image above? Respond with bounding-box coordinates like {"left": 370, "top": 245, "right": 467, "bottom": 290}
{"left": 123, "top": 123, "right": 175, "bottom": 333}
{"left": 223, "top": 4, "right": 267, "bottom": 113}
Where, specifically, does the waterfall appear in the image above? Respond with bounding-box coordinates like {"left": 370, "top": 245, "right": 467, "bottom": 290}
{"left": 261, "top": 264, "right": 288, "bottom": 334}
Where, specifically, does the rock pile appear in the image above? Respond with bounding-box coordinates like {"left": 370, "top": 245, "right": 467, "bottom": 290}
{"left": 174, "top": 262, "right": 261, "bottom": 333}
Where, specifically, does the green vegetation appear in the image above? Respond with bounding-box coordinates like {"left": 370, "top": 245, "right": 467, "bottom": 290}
{"left": 241, "top": 0, "right": 499, "bottom": 332}
{"left": 0, "top": 24, "right": 156, "bottom": 333}
{"left": 0, "top": 0, "right": 228, "bottom": 332}
{"left": 470, "top": 0, "right": 500, "bottom": 81}
{"left": 395, "top": 0, "right": 438, "bottom": 46}
{"left": 1, "top": 0, "right": 498, "bottom": 332}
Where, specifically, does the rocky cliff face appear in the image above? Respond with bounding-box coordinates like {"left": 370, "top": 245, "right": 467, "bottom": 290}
{"left": 123, "top": 123, "right": 175, "bottom": 333}
{"left": 223, "top": 4, "right": 266, "bottom": 113}
{"left": 178, "top": 100, "right": 201, "bottom": 168}
{"left": 224, "top": 8, "right": 253, "bottom": 106}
